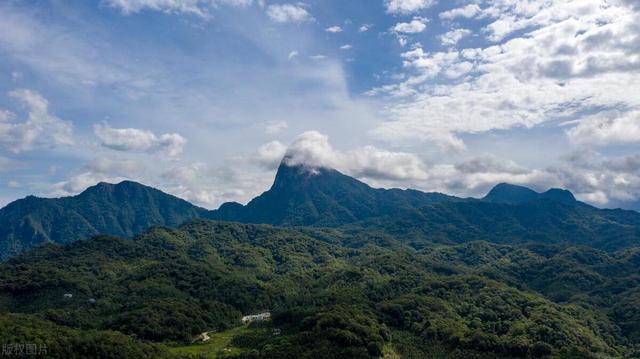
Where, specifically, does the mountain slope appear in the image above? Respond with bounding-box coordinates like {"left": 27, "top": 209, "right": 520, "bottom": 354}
{"left": 210, "top": 160, "right": 456, "bottom": 226}
{"left": 0, "top": 219, "right": 630, "bottom": 358}
{"left": 352, "top": 199, "right": 640, "bottom": 251}
{"left": 209, "top": 161, "right": 640, "bottom": 251}
{"left": 0, "top": 181, "right": 207, "bottom": 259}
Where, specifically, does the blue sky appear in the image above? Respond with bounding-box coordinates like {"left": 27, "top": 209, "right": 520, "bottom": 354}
{"left": 1, "top": 0, "right": 639, "bottom": 210}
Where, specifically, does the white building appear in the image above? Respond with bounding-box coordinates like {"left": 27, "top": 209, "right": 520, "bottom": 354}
{"left": 241, "top": 312, "right": 271, "bottom": 324}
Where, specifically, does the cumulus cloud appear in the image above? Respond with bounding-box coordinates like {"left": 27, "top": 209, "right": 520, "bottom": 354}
{"left": 49, "top": 155, "right": 145, "bottom": 197}
{"left": 49, "top": 172, "right": 130, "bottom": 196}
{"left": 161, "top": 162, "right": 271, "bottom": 207}
{"left": 440, "top": 28, "right": 472, "bottom": 46}
{"left": 105, "top": 0, "right": 254, "bottom": 17}
{"left": 385, "top": 0, "right": 436, "bottom": 14}
{"left": 439, "top": 4, "right": 481, "bottom": 20}
{"left": 340, "top": 44, "right": 352, "bottom": 50}
{"left": 253, "top": 140, "right": 287, "bottom": 168}
{"left": 358, "top": 24, "right": 371, "bottom": 32}
{"left": 370, "top": 0, "right": 640, "bottom": 152}
{"left": 94, "top": 123, "right": 186, "bottom": 157}
{"left": 551, "top": 151, "right": 640, "bottom": 207}
{"left": 0, "top": 89, "right": 73, "bottom": 153}
{"left": 275, "top": 131, "right": 430, "bottom": 181}
{"left": 267, "top": 4, "right": 311, "bottom": 23}
{"left": 325, "top": 26, "right": 343, "bottom": 33}
{"left": 444, "top": 151, "right": 640, "bottom": 209}
{"left": 392, "top": 17, "right": 427, "bottom": 34}
{"left": 567, "top": 110, "right": 640, "bottom": 146}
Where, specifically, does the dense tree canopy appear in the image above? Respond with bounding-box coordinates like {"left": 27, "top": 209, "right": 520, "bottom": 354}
{"left": 2, "top": 219, "right": 640, "bottom": 358}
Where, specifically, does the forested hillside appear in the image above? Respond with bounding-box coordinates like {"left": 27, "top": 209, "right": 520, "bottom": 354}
{"left": 0, "top": 181, "right": 207, "bottom": 259}
{"left": 2, "top": 220, "right": 639, "bottom": 358}
{"left": 4, "top": 162, "right": 640, "bottom": 261}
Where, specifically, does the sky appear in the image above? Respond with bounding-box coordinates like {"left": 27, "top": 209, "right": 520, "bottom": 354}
{"left": 0, "top": 0, "right": 639, "bottom": 210}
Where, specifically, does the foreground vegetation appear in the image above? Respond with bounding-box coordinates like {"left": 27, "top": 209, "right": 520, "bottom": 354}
{"left": 1, "top": 219, "right": 640, "bottom": 358}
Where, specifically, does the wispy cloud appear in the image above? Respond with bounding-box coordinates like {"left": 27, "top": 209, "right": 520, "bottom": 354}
{"left": 104, "top": 0, "right": 255, "bottom": 17}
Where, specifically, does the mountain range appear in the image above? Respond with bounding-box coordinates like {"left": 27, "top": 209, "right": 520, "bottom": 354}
{"left": 1, "top": 159, "right": 639, "bottom": 259}
{"left": 3, "top": 158, "right": 640, "bottom": 358}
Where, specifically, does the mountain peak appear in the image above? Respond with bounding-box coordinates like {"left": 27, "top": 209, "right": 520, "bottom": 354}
{"left": 484, "top": 183, "right": 539, "bottom": 204}
{"left": 541, "top": 188, "right": 577, "bottom": 203}
{"left": 210, "top": 157, "right": 455, "bottom": 226}
{"left": 271, "top": 159, "right": 339, "bottom": 191}
{"left": 484, "top": 183, "right": 577, "bottom": 205}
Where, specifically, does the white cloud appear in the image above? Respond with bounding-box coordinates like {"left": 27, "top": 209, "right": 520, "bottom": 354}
{"left": 439, "top": 4, "right": 481, "bottom": 20}
{"left": 310, "top": 54, "right": 327, "bottom": 60}
{"left": 280, "top": 131, "right": 430, "bottom": 181}
{"left": 0, "top": 89, "right": 73, "bottom": 153}
{"left": 266, "top": 4, "right": 311, "bottom": 23}
{"left": 370, "top": 0, "right": 640, "bottom": 152}
{"left": 49, "top": 156, "right": 143, "bottom": 196}
{"left": 104, "top": 0, "right": 254, "bottom": 17}
{"left": 161, "top": 162, "right": 271, "bottom": 207}
{"left": 265, "top": 120, "right": 288, "bottom": 134}
{"left": 385, "top": 0, "right": 436, "bottom": 14}
{"left": 340, "top": 44, "right": 352, "bottom": 50}
{"left": 392, "top": 17, "right": 428, "bottom": 34}
{"left": 325, "top": 26, "right": 343, "bottom": 33}
{"left": 567, "top": 110, "right": 640, "bottom": 146}
{"left": 358, "top": 24, "right": 371, "bottom": 32}
{"left": 440, "top": 28, "right": 472, "bottom": 46}
{"left": 48, "top": 156, "right": 145, "bottom": 197}
{"left": 253, "top": 140, "right": 287, "bottom": 168}
{"left": 287, "top": 50, "right": 299, "bottom": 61}
{"left": 94, "top": 123, "right": 186, "bottom": 157}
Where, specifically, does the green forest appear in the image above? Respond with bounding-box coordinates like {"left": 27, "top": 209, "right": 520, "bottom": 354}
{"left": 2, "top": 219, "right": 640, "bottom": 358}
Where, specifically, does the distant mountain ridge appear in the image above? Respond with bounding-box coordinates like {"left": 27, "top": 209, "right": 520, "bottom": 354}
{"left": 209, "top": 161, "right": 457, "bottom": 226}
{"left": 1, "top": 159, "right": 639, "bottom": 259}
{"left": 0, "top": 181, "right": 207, "bottom": 259}
{"left": 484, "top": 183, "right": 578, "bottom": 204}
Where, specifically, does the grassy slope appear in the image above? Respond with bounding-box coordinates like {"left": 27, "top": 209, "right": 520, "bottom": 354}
{"left": 168, "top": 326, "right": 250, "bottom": 358}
